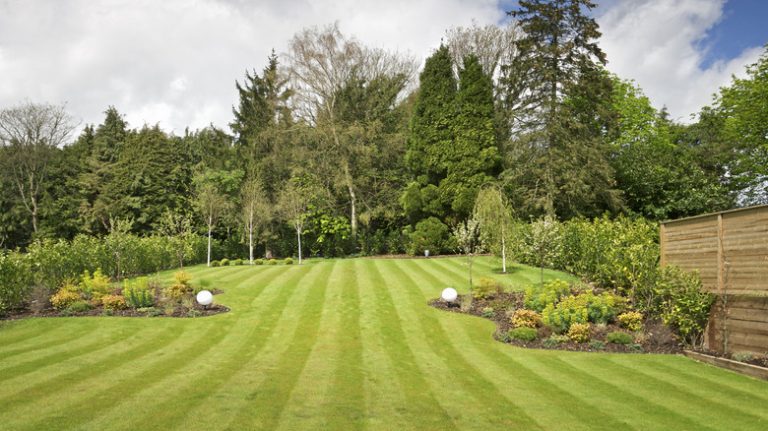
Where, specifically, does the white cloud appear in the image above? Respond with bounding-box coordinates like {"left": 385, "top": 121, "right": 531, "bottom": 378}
{"left": 0, "top": 0, "right": 502, "bottom": 134}
{"left": 597, "top": 0, "right": 763, "bottom": 122}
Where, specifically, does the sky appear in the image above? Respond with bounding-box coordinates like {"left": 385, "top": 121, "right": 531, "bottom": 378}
{"left": 0, "top": 0, "right": 765, "bottom": 134}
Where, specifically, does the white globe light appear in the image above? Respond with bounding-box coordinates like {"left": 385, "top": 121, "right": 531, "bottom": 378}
{"left": 441, "top": 287, "right": 458, "bottom": 303}
{"left": 196, "top": 290, "right": 213, "bottom": 306}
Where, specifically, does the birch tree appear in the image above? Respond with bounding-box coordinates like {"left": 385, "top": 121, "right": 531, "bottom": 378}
{"left": 241, "top": 178, "right": 270, "bottom": 264}
{"left": 474, "top": 185, "right": 513, "bottom": 273}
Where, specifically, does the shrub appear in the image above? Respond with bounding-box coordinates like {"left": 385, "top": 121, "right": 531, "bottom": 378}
{"left": 231, "top": 259, "right": 242, "bottom": 266}
{"left": 732, "top": 352, "right": 755, "bottom": 363}
{"left": 606, "top": 331, "right": 633, "bottom": 345}
{"left": 583, "top": 292, "right": 627, "bottom": 324}
{"left": 542, "top": 334, "right": 569, "bottom": 348}
{"left": 508, "top": 327, "right": 538, "bottom": 342}
{"left": 123, "top": 279, "right": 155, "bottom": 308}
{"left": 284, "top": 257, "right": 294, "bottom": 265}
{"left": 655, "top": 266, "right": 715, "bottom": 347}
{"left": 165, "top": 283, "right": 190, "bottom": 300}
{"left": 511, "top": 309, "right": 541, "bottom": 328}
{"left": 267, "top": 259, "right": 277, "bottom": 265}
{"left": 66, "top": 300, "right": 93, "bottom": 313}
{"left": 210, "top": 260, "right": 220, "bottom": 267}
{"left": 174, "top": 271, "right": 192, "bottom": 286}
{"left": 254, "top": 258, "right": 264, "bottom": 265}
{"left": 406, "top": 217, "right": 453, "bottom": 256}
{"left": 524, "top": 280, "right": 570, "bottom": 312}
{"left": 567, "top": 323, "right": 591, "bottom": 343}
{"left": 101, "top": 294, "right": 127, "bottom": 310}
{"left": 589, "top": 340, "right": 606, "bottom": 350}
{"left": 473, "top": 277, "right": 500, "bottom": 299}
{"left": 78, "top": 269, "right": 112, "bottom": 300}
{"left": 50, "top": 288, "right": 82, "bottom": 310}
{"left": 481, "top": 307, "right": 495, "bottom": 318}
{"left": 0, "top": 251, "right": 33, "bottom": 315}
{"left": 542, "top": 295, "right": 588, "bottom": 333}
{"left": 618, "top": 311, "right": 644, "bottom": 332}
{"left": 219, "top": 258, "right": 230, "bottom": 267}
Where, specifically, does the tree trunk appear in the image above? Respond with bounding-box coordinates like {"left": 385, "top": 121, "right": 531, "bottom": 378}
{"left": 249, "top": 228, "right": 254, "bottom": 265}
{"left": 207, "top": 215, "right": 213, "bottom": 267}
{"left": 501, "top": 236, "right": 507, "bottom": 274}
{"left": 297, "top": 228, "right": 302, "bottom": 265}
{"left": 343, "top": 161, "right": 357, "bottom": 238}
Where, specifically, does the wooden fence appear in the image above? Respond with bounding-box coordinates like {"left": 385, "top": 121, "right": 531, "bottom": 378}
{"left": 660, "top": 205, "right": 768, "bottom": 354}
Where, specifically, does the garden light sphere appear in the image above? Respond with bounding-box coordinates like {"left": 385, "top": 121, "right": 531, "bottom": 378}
{"left": 196, "top": 290, "right": 213, "bottom": 306}
{"left": 441, "top": 287, "right": 458, "bottom": 303}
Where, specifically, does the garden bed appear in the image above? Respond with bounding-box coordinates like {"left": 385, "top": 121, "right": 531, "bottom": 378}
{"left": 429, "top": 291, "right": 681, "bottom": 354}
{"left": 2, "top": 302, "right": 229, "bottom": 320}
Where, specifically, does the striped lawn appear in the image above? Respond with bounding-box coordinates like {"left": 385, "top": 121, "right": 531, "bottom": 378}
{"left": 0, "top": 257, "right": 766, "bottom": 430}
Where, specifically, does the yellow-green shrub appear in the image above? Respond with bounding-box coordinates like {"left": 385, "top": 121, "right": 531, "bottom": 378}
{"left": 618, "top": 311, "right": 644, "bottom": 331}
{"left": 101, "top": 294, "right": 127, "bottom": 310}
{"left": 542, "top": 295, "right": 588, "bottom": 333}
{"left": 472, "top": 277, "right": 500, "bottom": 299}
{"left": 164, "top": 283, "right": 190, "bottom": 300}
{"left": 524, "top": 280, "right": 570, "bottom": 312}
{"left": 51, "top": 288, "right": 82, "bottom": 310}
{"left": 79, "top": 269, "right": 112, "bottom": 298}
{"left": 174, "top": 271, "right": 191, "bottom": 286}
{"left": 567, "top": 323, "right": 591, "bottom": 343}
{"left": 511, "top": 309, "right": 541, "bottom": 328}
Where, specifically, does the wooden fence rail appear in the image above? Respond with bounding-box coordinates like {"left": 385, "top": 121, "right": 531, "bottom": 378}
{"left": 661, "top": 205, "right": 768, "bottom": 354}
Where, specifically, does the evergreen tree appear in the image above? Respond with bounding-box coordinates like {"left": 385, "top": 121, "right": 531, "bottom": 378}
{"left": 501, "top": 0, "right": 620, "bottom": 218}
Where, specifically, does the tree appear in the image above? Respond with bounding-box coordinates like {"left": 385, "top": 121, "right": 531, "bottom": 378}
{"left": 194, "top": 169, "right": 242, "bottom": 266}
{"left": 278, "top": 178, "right": 317, "bottom": 264}
{"left": 157, "top": 210, "right": 195, "bottom": 269}
{"left": 712, "top": 46, "right": 768, "bottom": 204}
{"left": 241, "top": 178, "right": 270, "bottom": 264}
{"left": 286, "top": 23, "right": 415, "bottom": 239}
{"left": 453, "top": 217, "right": 480, "bottom": 290}
{"left": 501, "top": 0, "right": 620, "bottom": 218}
{"left": 0, "top": 102, "right": 76, "bottom": 234}
{"left": 474, "top": 185, "right": 513, "bottom": 273}
{"left": 445, "top": 21, "right": 521, "bottom": 84}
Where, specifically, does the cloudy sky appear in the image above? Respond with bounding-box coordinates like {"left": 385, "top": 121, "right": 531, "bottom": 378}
{"left": 0, "top": 0, "right": 766, "bottom": 134}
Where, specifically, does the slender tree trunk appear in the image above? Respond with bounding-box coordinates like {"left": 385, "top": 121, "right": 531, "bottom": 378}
{"left": 207, "top": 215, "right": 213, "bottom": 267}
{"left": 343, "top": 162, "right": 357, "bottom": 238}
{"left": 297, "top": 228, "right": 302, "bottom": 265}
{"left": 249, "top": 228, "right": 254, "bottom": 265}
{"left": 501, "top": 236, "right": 507, "bottom": 274}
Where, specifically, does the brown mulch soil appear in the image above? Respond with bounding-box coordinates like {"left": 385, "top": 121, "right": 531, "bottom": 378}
{"left": 429, "top": 292, "right": 682, "bottom": 354}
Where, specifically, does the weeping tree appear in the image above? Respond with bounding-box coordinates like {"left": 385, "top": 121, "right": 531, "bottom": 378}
{"left": 474, "top": 185, "right": 513, "bottom": 273}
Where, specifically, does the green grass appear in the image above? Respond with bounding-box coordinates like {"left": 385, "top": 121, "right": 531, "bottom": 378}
{"left": 1, "top": 256, "right": 766, "bottom": 430}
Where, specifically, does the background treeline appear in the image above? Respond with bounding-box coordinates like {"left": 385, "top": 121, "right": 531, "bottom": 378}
{"left": 1, "top": 0, "right": 767, "bottom": 259}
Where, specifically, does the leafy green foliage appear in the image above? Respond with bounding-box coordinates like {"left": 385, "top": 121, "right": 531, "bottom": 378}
{"left": 50, "top": 288, "right": 82, "bottom": 310}
{"left": 508, "top": 327, "right": 538, "bottom": 342}
{"left": 101, "top": 294, "right": 127, "bottom": 310}
{"left": 284, "top": 257, "right": 294, "bottom": 265}
{"left": 0, "top": 252, "right": 32, "bottom": 315}
{"left": 524, "top": 279, "right": 570, "bottom": 312}
{"left": 606, "top": 331, "right": 633, "bottom": 345}
{"left": 655, "top": 266, "right": 715, "bottom": 347}
{"left": 472, "top": 277, "right": 500, "bottom": 300}
{"left": 406, "top": 217, "right": 452, "bottom": 256}
{"left": 65, "top": 300, "right": 93, "bottom": 314}
{"left": 123, "top": 277, "right": 155, "bottom": 309}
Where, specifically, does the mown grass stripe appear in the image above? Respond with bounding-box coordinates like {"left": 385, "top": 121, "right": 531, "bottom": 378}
{"left": 0, "top": 320, "right": 102, "bottom": 363}
{"left": 116, "top": 264, "right": 320, "bottom": 430}
{"left": 0, "top": 322, "right": 136, "bottom": 378}
{"left": 323, "top": 259, "right": 366, "bottom": 429}
{"left": 227, "top": 260, "right": 335, "bottom": 430}
{"left": 537, "top": 355, "right": 721, "bottom": 431}
{"left": 0, "top": 324, "right": 182, "bottom": 411}
{"left": 365, "top": 259, "right": 458, "bottom": 430}
{"left": 591, "top": 356, "right": 768, "bottom": 427}
{"left": 388, "top": 259, "right": 544, "bottom": 429}
{"left": 13, "top": 319, "right": 235, "bottom": 430}
{"left": 414, "top": 258, "right": 635, "bottom": 430}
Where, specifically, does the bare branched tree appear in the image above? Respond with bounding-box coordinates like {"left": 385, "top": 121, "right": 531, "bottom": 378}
{"left": 445, "top": 20, "right": 521, "bottom": 85}
{"left": 285, "top": 23, "right": 417, "bottom": 238}
{"left": 0, "top": 102, "right": 76, "bottom": 233}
